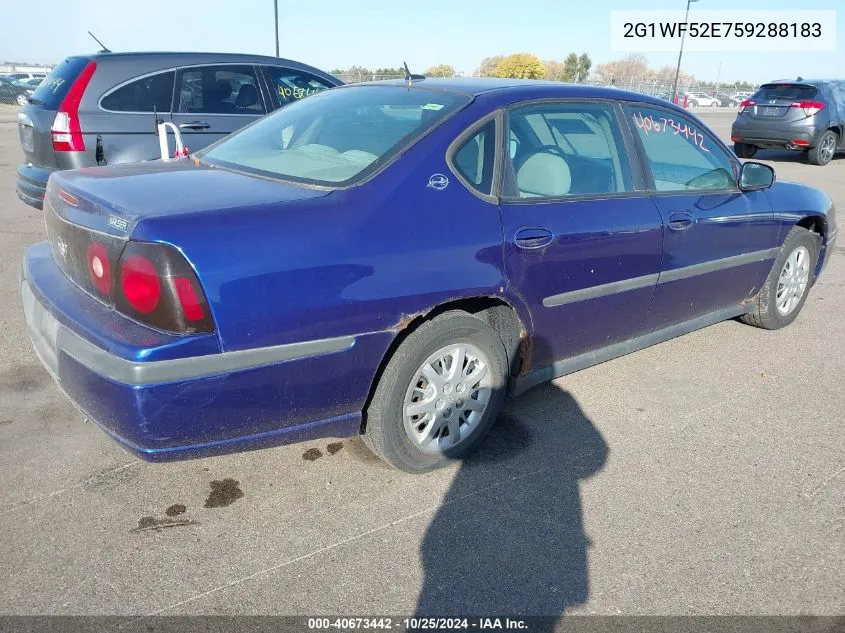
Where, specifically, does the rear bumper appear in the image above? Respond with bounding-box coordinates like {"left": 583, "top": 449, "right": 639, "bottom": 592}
{"left": 16, "top": 164, "right": 53, "bottom": 209}
{"left": 731, "top": 122, "right": 824, "bottom": 150}
{"left": 20, "top": 243, "right": 386, "bottom": 461}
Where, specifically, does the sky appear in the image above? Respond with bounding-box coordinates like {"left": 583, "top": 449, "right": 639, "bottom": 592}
{"left": 3, "top": 0, "right": 843, "bottom": 84}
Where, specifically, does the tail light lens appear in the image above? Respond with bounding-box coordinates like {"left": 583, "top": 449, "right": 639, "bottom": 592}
{"left": 739, "top": 99, "right": 756, "bottom": 113}
{"left": 114, "top": 241, "right": 214, "bottom": 333}
{"left": 51, "top": 60, "right": 96, "bottom": 152}
{"left": 86, "top": 241, "right": 112, "bottom": 296}
{"left": 789, "top": 101, "right": 825, "bottom": 116}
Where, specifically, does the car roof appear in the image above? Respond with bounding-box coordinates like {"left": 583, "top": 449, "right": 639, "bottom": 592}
{"left": 86, "top": 51, "right": 311, "bottom": 65}
{"left": 348, "top": 77, "right": 683, "bottom": 109}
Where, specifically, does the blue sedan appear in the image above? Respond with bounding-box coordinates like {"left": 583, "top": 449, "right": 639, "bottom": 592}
{"left": 20, "top": 79, "right": 838, "bottom": 472}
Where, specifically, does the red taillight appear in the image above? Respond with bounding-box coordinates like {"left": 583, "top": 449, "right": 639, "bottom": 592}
{"left": 174, "top": 276, "right": 204, "bottom": 322}
{"left": 789, "top": 101, "right": 825, "bottom": 116}
{"left": 51, "top": 61, "right": 96, "bottom": 152}
{"left": 792, "top": 139, "right": 810, "bottom": 146}
{"left": 739, "top": 99, "right": 756, "bottom": 113}
{"left": 87, "top": 241, "right": 112, "bottom": 295}
{"left": 120, "top": 255, "right": 161, "bottom": 314}
{"left": 113, "top": 242, "right": 214, "bottom": 333}
{"left": 731, "top": 135, "right": 741, "bottom": 142}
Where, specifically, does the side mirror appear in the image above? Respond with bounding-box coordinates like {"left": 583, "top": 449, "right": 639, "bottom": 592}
{"left": 739, "top": 161, "right": 775, "bottom": 191}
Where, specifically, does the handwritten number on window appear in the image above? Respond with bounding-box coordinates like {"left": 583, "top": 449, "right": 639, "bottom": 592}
{"left": 633, "top": 111, "right": 710, "bottom": 153}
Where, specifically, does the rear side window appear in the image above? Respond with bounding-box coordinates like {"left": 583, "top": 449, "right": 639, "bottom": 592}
{"left": 29, "top": 56, "right": 91, "bottom": 109}
{"left": 101, "top": 71, "right": 175, "bottom": 112}
{"left": 453, "top": 120, "right": 496, "bottom": 195}
{"left": 753, "top": 84, "right": 819, "bottom": 102}
{"left": 178, "top": 65, "right": 264, "bottom": 114}
{"left": 263, "top": 67, "right": 334, "bottom": 107}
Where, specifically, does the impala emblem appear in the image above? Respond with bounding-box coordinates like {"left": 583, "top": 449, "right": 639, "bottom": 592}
{"left": 55, "top": 236, "right": 68, "bottom": 261}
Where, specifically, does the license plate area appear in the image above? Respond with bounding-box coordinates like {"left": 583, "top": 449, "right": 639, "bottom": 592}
{"left": 759, "top": 106, "right": 784, "bottom": 117}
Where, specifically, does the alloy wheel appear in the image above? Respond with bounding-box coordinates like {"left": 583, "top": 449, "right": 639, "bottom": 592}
{"left": 776, "top": 246, "right": 811, "bottom": 316}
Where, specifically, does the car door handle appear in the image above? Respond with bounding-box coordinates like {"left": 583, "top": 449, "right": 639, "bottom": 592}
{"left": 178, "top": 121, "right": 210, "bottom": 130}
{"left": 514, "top": 227, "right": 554, "bottom": 249}
{"left": 668, "top": 212, "right": 694, "bottom": 231}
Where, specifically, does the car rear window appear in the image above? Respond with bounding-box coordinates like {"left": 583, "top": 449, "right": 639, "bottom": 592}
{"left": 753, "top": 84, "right": 819, "bottom": 102}
{"left": 198, "top": 85, "right": 471, "bottom": 187}
{"left": 29, "top": 56, "right": 92, "bottom": 109}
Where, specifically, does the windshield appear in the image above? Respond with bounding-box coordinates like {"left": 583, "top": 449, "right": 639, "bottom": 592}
{"left": 198, "top": 85, "right": 471, "bottom": 186}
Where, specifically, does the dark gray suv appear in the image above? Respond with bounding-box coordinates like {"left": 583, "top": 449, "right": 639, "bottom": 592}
{"left": 16, "top": 52, "right": 341, "bottom": 209}
{"left": 731, "top": 79, "right": 845, "bottom": 166}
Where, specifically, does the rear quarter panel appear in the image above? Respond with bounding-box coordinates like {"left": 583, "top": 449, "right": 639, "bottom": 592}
{"left": 131, "top": 103, "right": 509, "bottom": 354}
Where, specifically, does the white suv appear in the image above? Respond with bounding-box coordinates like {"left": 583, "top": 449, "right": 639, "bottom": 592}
{"left": 685, "top": 92, "right": 720, "bottom": 107}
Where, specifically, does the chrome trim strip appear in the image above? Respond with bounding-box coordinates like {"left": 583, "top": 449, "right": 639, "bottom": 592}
{"left": 657, "top": 248, "right": 779, "bottom": 285}
{"left": 542, "top": 248, "right": 779, "bottom": 308}
{"left": 22, "top": 275, "right": 355, "bottom": 386}
{"left": 543, "top": 273, "right": 659, "bottom": 308}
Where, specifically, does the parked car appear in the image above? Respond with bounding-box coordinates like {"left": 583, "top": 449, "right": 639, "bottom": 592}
{"left": 732, "top": 80, "right": 845, "bottom": 165}
{"left": 0, "top": 76, "right": 32, "bottom": 106}
{"left": 16, "top": 52, "right": 341, "bottom": 209}
{"left": 21, "top": 79, "right": 837, "bottom": 472}
{"left": 714, "top": 92, "right": 740, "bottom": 108}
{"left": 685, "top": 92, "right": 720, "bottom": 107}
{"left": 14, "top": 77, "right": 44, "bottom": 89}
{"left": 3, "top": 72, "right": 46, "bottom": 81}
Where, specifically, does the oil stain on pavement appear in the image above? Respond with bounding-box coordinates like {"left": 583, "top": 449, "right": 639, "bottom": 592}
{"left": 204, "top": 478, "right": 244, "bottom": 508}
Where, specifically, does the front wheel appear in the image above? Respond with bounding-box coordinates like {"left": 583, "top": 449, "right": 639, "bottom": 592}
{"left": 16, "top": 94, "right": 27, "bottom": 107}
{"left": 688, "top": 100, "right": 698, "bottom": 108}
{"left": 363, "top": 311, "right": 508, "bottom": 472}
{"left": 741, "top": 226, "right": 819, "bottom": 330}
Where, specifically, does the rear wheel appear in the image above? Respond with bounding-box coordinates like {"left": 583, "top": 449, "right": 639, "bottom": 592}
{"left": 808, "top": 130, "right": 838, "bottom": 166}
{"left": 741, "top": 226, "right": 818, "bottom": 330}
{"left": 734, "top": 142, "right": 758, "bottom": 159}
{"left": 15, "top": 93, "right": 27, "bottom": 107}
{"left": 363, "top": 311, "right": 508, "bottom": 473}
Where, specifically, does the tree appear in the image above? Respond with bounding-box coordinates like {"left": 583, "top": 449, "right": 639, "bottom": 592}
{"left": 542, "top": 60, "right": 566, "bottom": 82}
{"left": 494, "top": 53, "right": 546, "bottom": 80}
{"left": 476, "top": 55, "right": 504, "bottom": 77}
{"left": 424, "top": 64, "right": 456, "bottom": 77}
{"left": 594, "top": 53, "right": 648, "bottom": 85}
{"left": 576, "top": 54, "right": 592, "bottom": 83}
{"left": 563, "top": 53, "right": 579, "bottom": 82}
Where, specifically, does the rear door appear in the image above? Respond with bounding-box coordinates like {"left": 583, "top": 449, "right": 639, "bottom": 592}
{"left": 82, "top": 68, "right": 177, "bottom": 164}
{"left": 170, "top": 64, "right": 266, "bottom": 150}
{"left": 498, "top": 100, "right": 663, "bottom": 370}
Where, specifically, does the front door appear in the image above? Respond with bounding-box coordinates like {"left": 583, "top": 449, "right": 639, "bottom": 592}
{"left": 622, "top": 103, "right": 779, "bottom": 333}
{"left": 171, "top": 64, "right": 267, "bottom": 153}
{"left": 498, "top": 101, "right": 664, "bottom": 370}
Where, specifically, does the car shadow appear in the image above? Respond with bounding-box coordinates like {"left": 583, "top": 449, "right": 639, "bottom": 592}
{"left": 412, "top": 374, "right": 609, "bottom": 625}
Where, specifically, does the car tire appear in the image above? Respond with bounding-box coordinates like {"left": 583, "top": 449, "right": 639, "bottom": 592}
{"left": 734, "top": 143, "right": 758, "bottom": 159}
{"left": 741, "top": 226, "right": 819, "bottom": 330}
{"left": 362, "top": 311, "right": 509, "bottom": 473}
{"left": 710, "top": 101, "right": 718, "bottom": 108}
{"left": 688, "top": 100, "right": 698, "bottom": 108}
{"left": 16, "top": 94, "right": 27, "bottom": 107}
{"left": 807, "top": 130, "right": 838, "bottom": 166}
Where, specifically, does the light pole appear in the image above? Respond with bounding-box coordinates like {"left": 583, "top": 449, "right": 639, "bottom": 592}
{"left": 274, "top": 0, "right": 280, "bottom": 57}
{"left": 672, "top": 0, "right": 699, "bottom": 103}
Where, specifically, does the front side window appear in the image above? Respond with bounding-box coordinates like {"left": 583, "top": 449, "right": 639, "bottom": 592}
{"left": 101, "top": 71, "right": 175, "bottom": 112}
{"left": 625, "top": 105, "right": 736, "bottom": 192}
{"left": 178, "top": 65, "right": 264, "bottom": 114}
{"left": 504, "top": 102, "right": 632, "bottom": 199}
{"left": 452, "top": 120, "right": 496, "bottom": 195}
{"left": 263, "top": 66, "right": 334, "bottom": 108}
{"left": 198, "top": 86, "right": 470, "bottom": 186}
